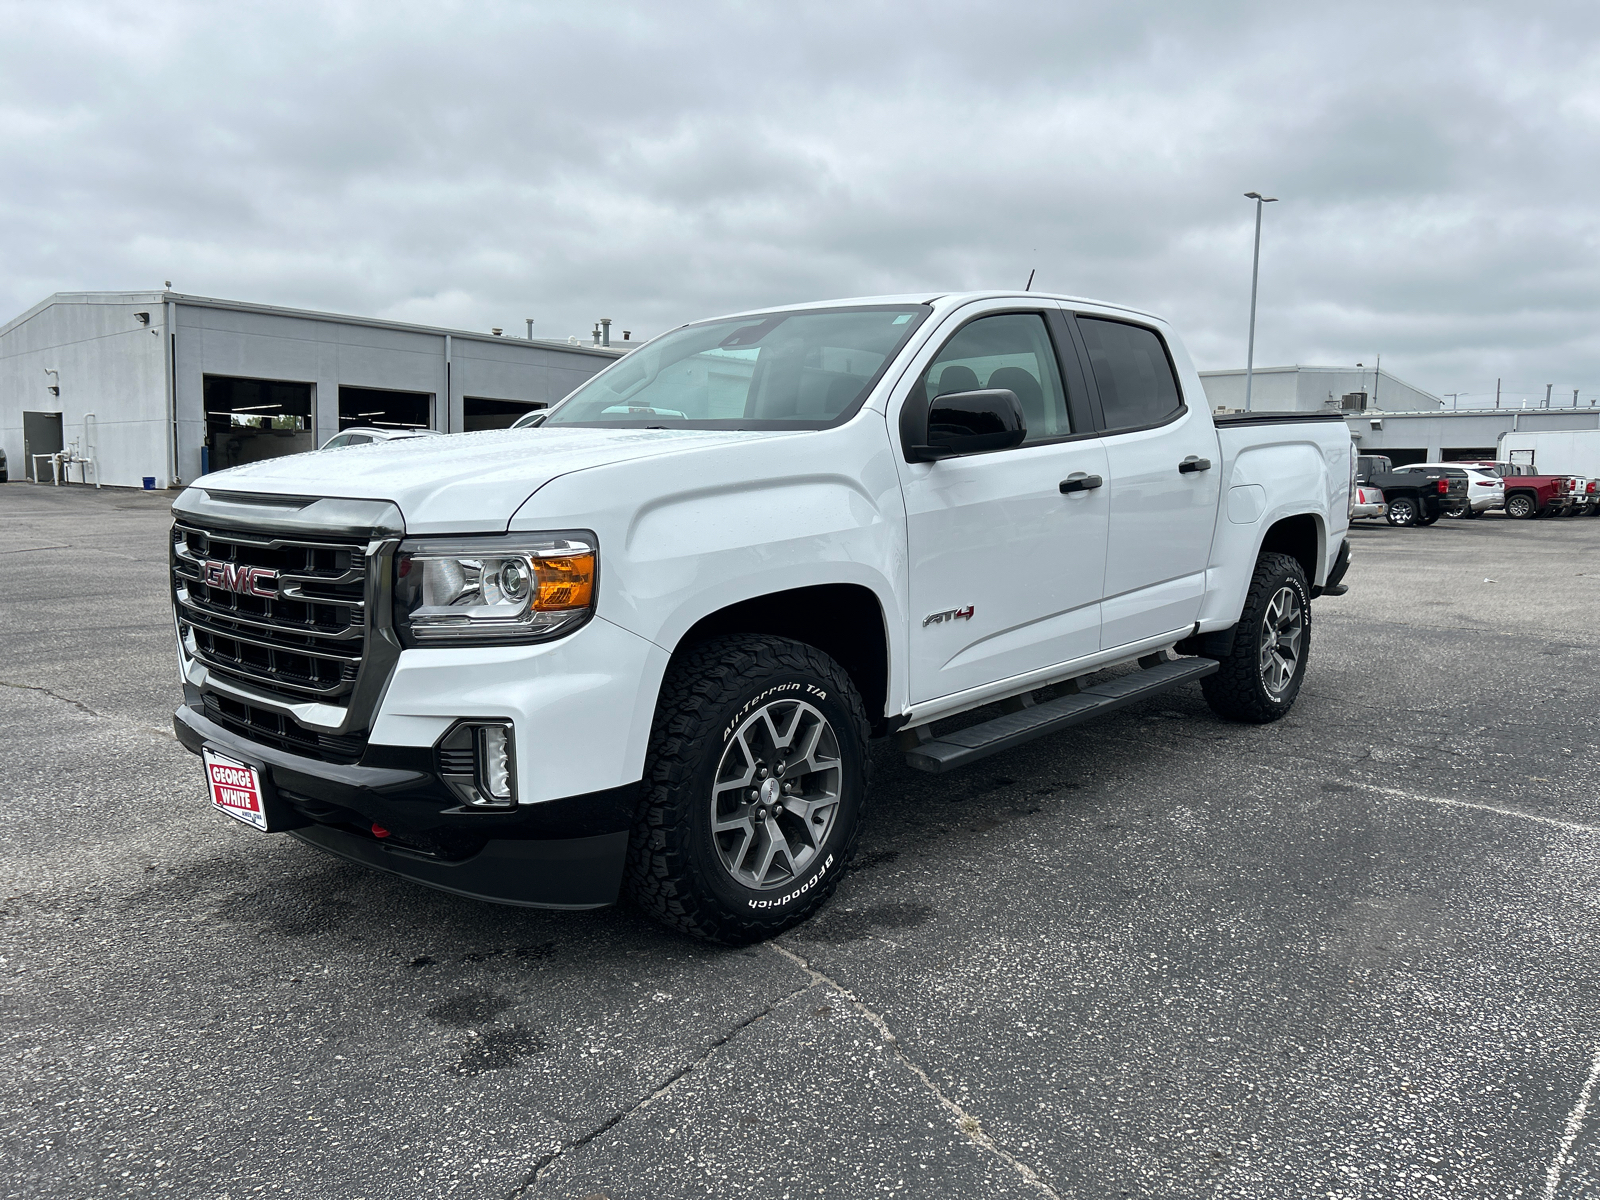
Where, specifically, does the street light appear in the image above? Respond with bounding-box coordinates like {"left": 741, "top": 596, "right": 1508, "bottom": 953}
{"left": 1242, "top": 192, "right": 1278, "bottom": 412}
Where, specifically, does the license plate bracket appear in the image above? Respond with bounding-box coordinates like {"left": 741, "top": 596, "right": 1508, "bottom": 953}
{"left": 201, "top": 747, "right": 304, "bottom": 832}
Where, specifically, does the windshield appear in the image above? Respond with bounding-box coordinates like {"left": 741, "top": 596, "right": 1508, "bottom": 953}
{"left": 540, "top": 305, "right": 930, "bottom": 430}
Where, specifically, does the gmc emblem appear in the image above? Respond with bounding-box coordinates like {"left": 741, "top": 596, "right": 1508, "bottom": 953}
{"left": 201, "top": 559, "right": 278, "bottom": 598}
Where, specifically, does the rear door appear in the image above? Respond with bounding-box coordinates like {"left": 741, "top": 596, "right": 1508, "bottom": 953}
{"left": 1065, "top": 313, "right": 1221, "bottom": 650}
{"left": 894, "top": 304, "right": 1109, "bottom": 704}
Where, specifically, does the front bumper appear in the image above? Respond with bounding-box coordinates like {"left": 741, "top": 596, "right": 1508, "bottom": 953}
{"left": 175, "top": 704, "right": 633, "bottom": 909}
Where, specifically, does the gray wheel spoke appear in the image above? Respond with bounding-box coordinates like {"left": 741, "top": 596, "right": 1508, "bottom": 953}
{"left": 788, "top": 717, "right": 836, "bottom": 777}
{"left": 752, "top": 822, "right": 791, "bottom": 883}
{"left": 780, "top": 792, "right": 836, "bottom": 826}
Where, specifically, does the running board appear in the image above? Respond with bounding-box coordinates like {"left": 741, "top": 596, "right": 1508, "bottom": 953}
{"left": 902, "top": 656, "right": 1219, "bottom": 774}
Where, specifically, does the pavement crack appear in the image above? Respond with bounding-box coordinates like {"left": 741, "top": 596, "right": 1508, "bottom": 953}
{"left": 0, "top": 679, "right": 104, "bottom": 719}
{"left": 768, "top": 942, "right": 1064, "bottom": 1200}
{"left": 505, "top": 982, "right": 810, "bottom": 1198}
{"left": 1543, "top": 1044, "right": 1600, "bottom": 1200}
{"left": 0, "top": 680, "right": 176, "bottom": 740}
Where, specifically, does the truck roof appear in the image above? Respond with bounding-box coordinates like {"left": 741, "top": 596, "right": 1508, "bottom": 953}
{"left": 719, "top": 290, "right": 1165, "bottom": 325}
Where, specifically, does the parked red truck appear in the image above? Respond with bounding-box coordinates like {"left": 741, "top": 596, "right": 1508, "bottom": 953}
{"left": 1460, "top": 462, "right": 1576, "bottom": 518}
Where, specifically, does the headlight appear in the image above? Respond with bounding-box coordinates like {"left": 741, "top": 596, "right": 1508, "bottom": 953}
{"left": 394, "top": 531, "right": 596, "bottom": 646}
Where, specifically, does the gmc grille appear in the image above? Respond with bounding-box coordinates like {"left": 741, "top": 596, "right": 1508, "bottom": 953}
{"left": 172, "top": 518, "right": 383, "bottom": 760}
{"left": 172, "top": 521, "right": 367, "bottom": 702}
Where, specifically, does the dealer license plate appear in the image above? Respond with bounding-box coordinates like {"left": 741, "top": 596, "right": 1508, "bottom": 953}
{"left": 202, "top": 748, "right": 268, "bottom": 831}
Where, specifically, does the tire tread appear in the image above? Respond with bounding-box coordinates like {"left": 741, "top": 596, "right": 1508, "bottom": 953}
{"left": 1200, "top": 551, "right": 1310, "bottom": 724}
{"left": 624, "top": 634, "right": 870, "bottom": 944}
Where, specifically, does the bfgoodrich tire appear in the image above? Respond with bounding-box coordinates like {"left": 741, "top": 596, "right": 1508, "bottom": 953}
{"left": 626, "top": 635, "right": 870, "bottom": 944}
{"left": 1201, "top": 552, "right": 1311, "bottom": 724}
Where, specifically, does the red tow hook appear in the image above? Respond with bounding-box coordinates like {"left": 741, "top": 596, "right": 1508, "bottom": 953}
{"left": 371, "top": 823, "right": 391, "bottom": 839}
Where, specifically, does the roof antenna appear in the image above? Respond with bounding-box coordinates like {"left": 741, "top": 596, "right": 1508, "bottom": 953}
{"left": 1024, "top": 268, "right": 1036, "bottom": 292}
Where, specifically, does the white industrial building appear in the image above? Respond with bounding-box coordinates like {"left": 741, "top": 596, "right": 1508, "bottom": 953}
{"left": 1199, "top": 364, "right": 1442, "bottom": 415}
{"left": 0, "top": 290, "right": 626, "bottom": 488}
{"left": 1198, "top": 363, "right": 1600, "bottom": 466}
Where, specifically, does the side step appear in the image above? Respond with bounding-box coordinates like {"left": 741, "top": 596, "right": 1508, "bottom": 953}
{"left": 902, "top": 656, "right": 1219, "bottom": 774}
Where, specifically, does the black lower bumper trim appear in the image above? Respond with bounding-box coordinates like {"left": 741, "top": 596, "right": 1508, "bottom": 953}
{"left": 292, "top": 824, "right": 627, "bottom": 910}
{"left": 174, "top": 703, "right": 635, "bottom": 909}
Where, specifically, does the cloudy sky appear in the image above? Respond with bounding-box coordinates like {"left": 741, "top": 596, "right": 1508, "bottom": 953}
{"left": 4, "top": 1, "right": 1599, "bottom": 403}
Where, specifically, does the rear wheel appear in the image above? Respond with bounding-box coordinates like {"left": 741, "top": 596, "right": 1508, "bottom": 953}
{"left": 626, "top": 635, "right": 869, "bottom": 944}
{"left": 1385, "top": 496, "right": 1419, "bottom": 526}
{"left": 1506, "top": 493, "right": 1537, "bottom": 519}
{"left": 1201, "top": 552, "right": 1310, "bottom": 724}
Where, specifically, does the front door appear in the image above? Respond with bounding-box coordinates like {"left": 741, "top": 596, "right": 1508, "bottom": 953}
{"left": 1070, "top": 315, "right": 1221, "bottom": 649}
{"left": 896, "top": 308, "right": 1110, "bottom": 705}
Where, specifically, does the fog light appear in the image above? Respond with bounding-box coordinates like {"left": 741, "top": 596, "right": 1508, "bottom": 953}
{"left": 476, "top": 724, "right": 513, "bottom": 802}
{"left": 435, "top": 720, "right": 517, "bottom": 809}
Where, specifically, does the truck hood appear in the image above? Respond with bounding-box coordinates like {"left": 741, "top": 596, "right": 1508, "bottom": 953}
{"left": 192, "top": 427, "right": 782, "bottom": 534}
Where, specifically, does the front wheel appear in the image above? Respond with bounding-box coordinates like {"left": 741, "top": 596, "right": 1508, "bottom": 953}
{"left": 1386, "top": 496, "right": 1419, "bottom": 526}
{"left": 626, "top": 635, "right": 869, "bottom": 944}
{"left": 1201, "top": 552, "right": 1310, "bottom": 724}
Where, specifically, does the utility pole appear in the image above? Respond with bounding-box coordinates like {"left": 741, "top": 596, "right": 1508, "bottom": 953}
{"left": 1496, "top": 378, "right": 1501, "bottom": 408}
{"left": 1242, "top": 192, "right": 1278, "bottom": 412}
{"left": 1373, "top": 354, "right": 1380, "bottom": 409}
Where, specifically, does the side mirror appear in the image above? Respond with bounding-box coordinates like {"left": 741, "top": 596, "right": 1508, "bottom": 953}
{"left": 902, "top": 389, "right": 1027, "bottom": 462}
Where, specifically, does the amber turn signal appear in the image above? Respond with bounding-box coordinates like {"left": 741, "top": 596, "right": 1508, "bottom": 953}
{"left": 534, "top": 553, "right": 595, "bottom": 610}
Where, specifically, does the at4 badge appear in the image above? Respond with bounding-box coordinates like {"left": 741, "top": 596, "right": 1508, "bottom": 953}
{"left": 923, "top": 605, "right": 974, "bottom": 627}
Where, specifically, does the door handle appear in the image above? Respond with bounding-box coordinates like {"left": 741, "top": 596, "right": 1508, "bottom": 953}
{"left": 1059, "top": 473, "right": 1103, "bottom": 494}
{"left": 1178, "top": 456, "right": 1212, "bottom": 474}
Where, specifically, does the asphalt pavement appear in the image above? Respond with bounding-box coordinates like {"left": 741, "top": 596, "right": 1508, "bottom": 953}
{"left": 2, "top": 483, "right": 1598, "bottom": 1200}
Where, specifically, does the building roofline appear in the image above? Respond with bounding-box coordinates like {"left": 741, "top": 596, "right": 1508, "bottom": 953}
{"left": 1346, "top": 406, "right": 1600, "bottom": 418}
{"left": 1199, "top": 363, "right": 1438, "bottom": 402}
{"left": 1, "top": 290, "right": 629, "bottom": 358}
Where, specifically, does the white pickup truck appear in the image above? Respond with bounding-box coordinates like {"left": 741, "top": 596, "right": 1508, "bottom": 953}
{"left": 169, "top": 291, "right": 1353, "bottom": 943}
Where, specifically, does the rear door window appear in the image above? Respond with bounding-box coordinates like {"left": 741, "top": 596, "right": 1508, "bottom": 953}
{"left": 1075, "top": 317, "right": 1184, "bottom": 431}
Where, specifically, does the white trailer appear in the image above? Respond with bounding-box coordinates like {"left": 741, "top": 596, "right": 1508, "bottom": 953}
{"left": 1497, "top": 428, "right": 1600, "bottom": 475}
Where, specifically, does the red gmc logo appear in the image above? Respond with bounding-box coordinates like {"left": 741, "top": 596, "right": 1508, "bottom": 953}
{"left": 201, "top": 559, "right": 278, "bottom": 598}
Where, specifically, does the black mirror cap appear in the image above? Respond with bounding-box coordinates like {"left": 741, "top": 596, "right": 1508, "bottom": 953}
{"left": 903, "top": 388, "right": 1027, "bottom": 462}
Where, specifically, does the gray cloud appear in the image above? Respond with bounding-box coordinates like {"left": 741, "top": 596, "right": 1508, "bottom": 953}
{"left": 3, "top": 0, "right": 1599, "bottom": 401}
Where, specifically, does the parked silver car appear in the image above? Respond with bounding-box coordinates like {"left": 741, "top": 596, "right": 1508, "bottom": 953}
{"left": 1350, "top": 481, "right": 1388, "bottom": 521}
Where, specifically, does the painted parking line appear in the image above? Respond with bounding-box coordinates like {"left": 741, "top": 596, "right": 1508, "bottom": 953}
{"left": 1543, "top": 1046, "right": 1600, "bottom": 1200}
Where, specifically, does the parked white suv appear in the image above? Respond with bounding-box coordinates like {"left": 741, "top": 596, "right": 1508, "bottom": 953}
{"left": 169, "top": 291, "right": 1353, "bottom": 943}
{"left": 1392, "top": 462, "right": 1504, "bottom": 517}
{"left": 320, "top": 427, "right": 440, "bottom": 450}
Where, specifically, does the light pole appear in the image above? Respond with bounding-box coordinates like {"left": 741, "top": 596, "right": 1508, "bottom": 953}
{"left": 1242, "top": 192, "right": 1278, "bottom": 411}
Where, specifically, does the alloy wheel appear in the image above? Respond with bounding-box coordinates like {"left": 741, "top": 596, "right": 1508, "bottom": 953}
{"left": 1258, "top": 586, "right": 1304, "bottom": 698}
{"left": 710, "top": 699, "right": 842, "bottom": 890}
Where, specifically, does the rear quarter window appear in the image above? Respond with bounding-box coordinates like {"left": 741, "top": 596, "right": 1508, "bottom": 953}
{"left": 1076, "top": 317, "right": 1184, "bottom": 431}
